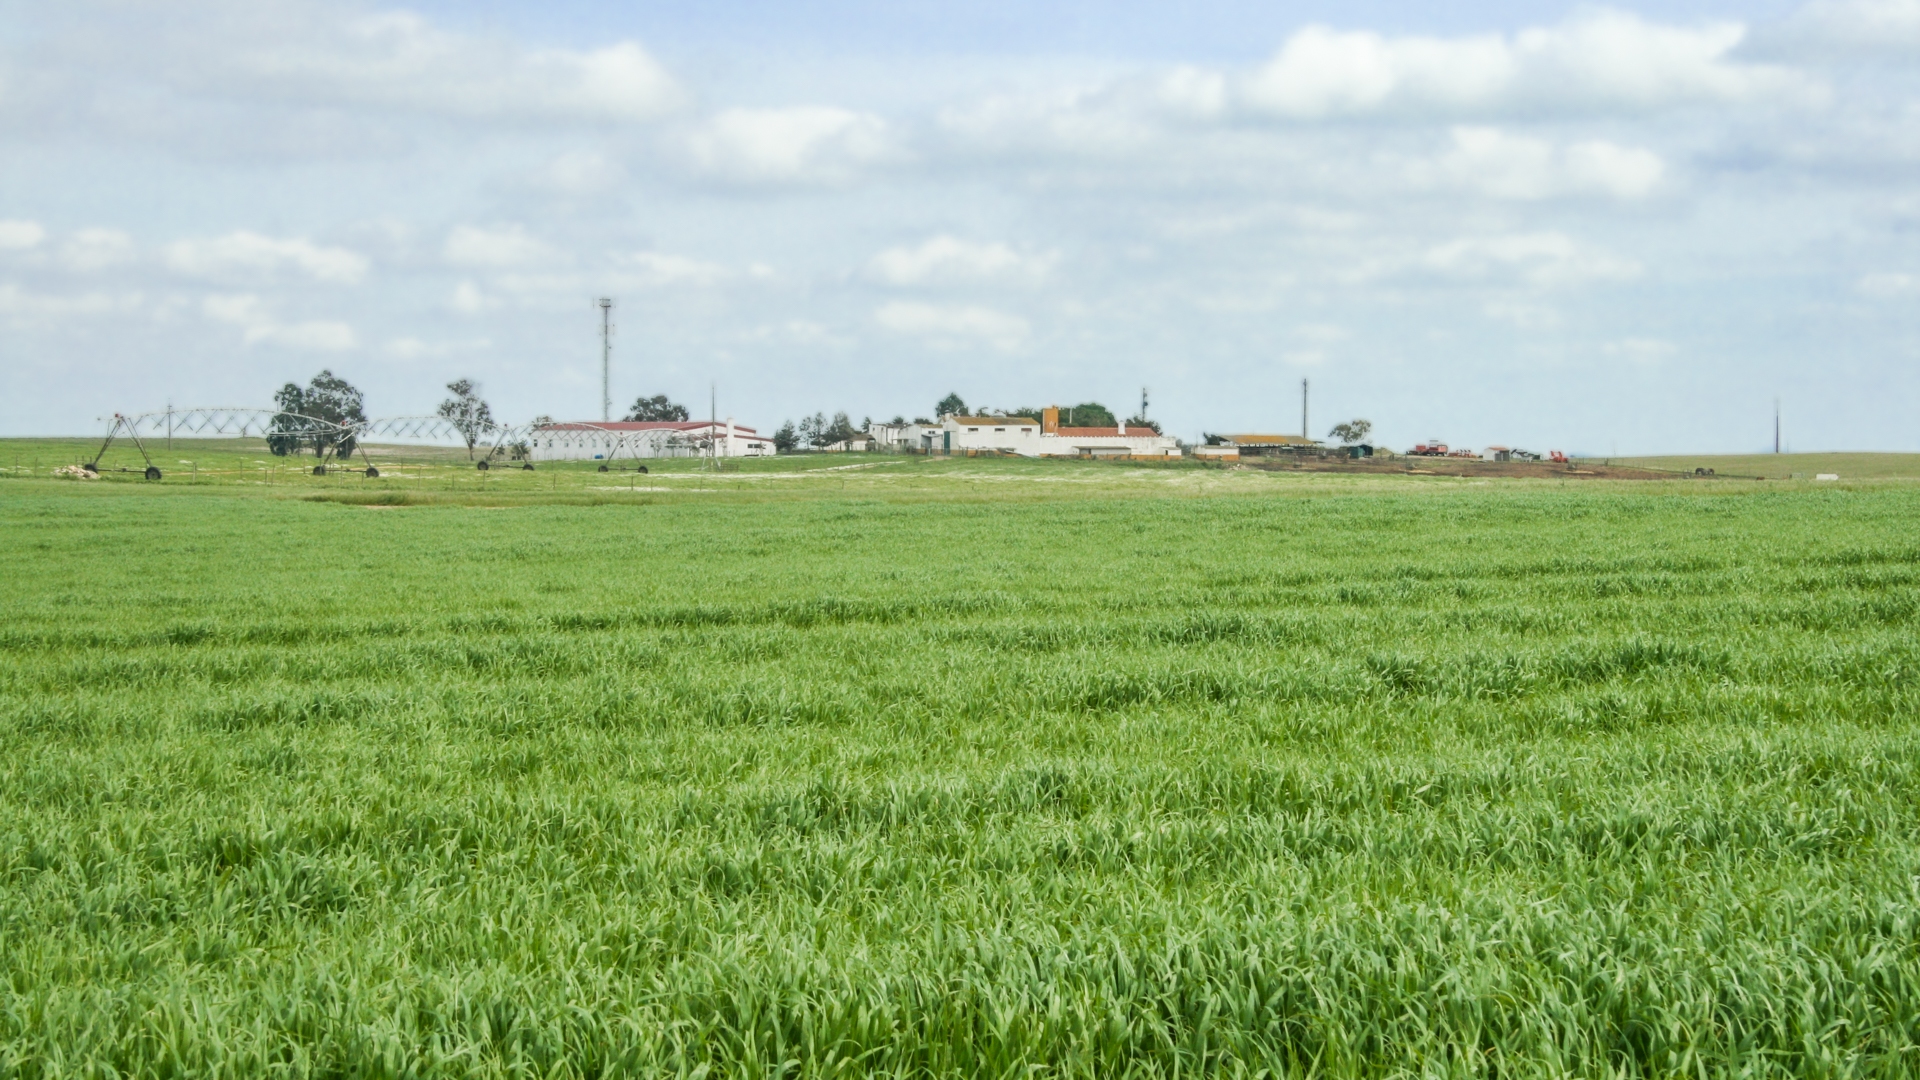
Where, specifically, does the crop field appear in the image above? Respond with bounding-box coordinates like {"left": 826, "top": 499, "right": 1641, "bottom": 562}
{"left": 3, "top": 443, "right": 1919, "bottom": 1077}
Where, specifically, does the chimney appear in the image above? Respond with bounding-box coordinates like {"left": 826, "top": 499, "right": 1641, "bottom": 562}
{"left": 1118, "top": 420, "right": 1126, "bottom": 435}
{"left": 1043, "top": 405, "right": 1058, "bottom": 434}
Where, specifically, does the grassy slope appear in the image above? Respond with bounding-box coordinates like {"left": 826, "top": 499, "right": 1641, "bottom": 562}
{"left": 2, "top": 466, "right": 1919, "bottom": 1076}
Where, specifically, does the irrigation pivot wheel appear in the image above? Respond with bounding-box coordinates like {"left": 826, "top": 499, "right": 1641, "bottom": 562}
{"left": 144, "top": 466, "right": 162, "bottom": 480}
{"left": 477, "top": 460, "right": 489, "bottom": 471}
{"left": 312, "top": 465, "right": 327, "bottom": 476}
{"left": 522, "top": 462, "right": 534, "bottom": 470}
{"left": 364, "top": 467, "right": 380, "bottom": 478}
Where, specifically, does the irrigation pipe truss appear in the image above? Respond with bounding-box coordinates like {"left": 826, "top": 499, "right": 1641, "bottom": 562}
{"left": 85, "top": 408, "right": 699, "bottom": 479}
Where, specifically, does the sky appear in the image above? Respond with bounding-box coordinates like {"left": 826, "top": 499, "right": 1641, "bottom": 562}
{"left": 1, "top": 0, "right": 1916, "bottom": 453}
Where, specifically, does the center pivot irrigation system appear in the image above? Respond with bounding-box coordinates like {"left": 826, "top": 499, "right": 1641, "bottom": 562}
{"left": 86, "top": 408, "right": 713, "bottom": 479}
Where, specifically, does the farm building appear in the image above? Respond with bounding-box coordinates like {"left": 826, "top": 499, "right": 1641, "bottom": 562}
{"left": 873, "top": 408, "right": 1179, "bottom": 458}
{"left": 528, "top": 420, "right": 773, "bottom": 461}
{"left": 1209, "top": 434, "right": 1322, "bottom": 457}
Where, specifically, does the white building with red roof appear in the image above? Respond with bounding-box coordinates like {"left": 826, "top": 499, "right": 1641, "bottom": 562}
{"left": 528, "top": 420, "right": 772, "bottom": 461}
{"left": 887, "top": 407, "right": 1179, "bottom": 458}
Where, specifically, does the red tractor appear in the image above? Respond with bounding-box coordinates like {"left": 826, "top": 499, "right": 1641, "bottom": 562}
{"left": 1409, "top": 439, "right": 1449, "bottom": 456}
{"left": 1548, "top": 450, "right": 1569, "bottom": 464}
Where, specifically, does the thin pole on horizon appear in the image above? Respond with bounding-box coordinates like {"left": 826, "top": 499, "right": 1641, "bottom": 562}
{"left": 1775, "top": 398, "right": 1781, "bottom": 454}
{"left": 598, "top": 298, "right": 614, "bottom": 423}
{"left": 1301, "top": 379, "right": 1308, "bottom": 440}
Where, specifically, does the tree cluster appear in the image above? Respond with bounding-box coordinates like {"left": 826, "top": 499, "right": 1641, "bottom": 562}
{"left": 268, "top": 370, "right": 366, "bottom": 458}
{"left": 624, "top": 394, "right": 689, "bottom": 422}
{"left": 774, "top": 411, "right": 862, "bottom": 452}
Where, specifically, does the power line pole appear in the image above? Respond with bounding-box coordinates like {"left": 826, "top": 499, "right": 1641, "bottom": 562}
{"left": 1774, "top": 397, "right": 1781, "bottom": 454}
{"left": 1301, "top": 378, "right": 1308, "bottom": 439}
{"left": 598, "top": 297, "right": 614, "bottom": 422}
{"left": 709, "top": 383, "right": 717, "bottom": 471}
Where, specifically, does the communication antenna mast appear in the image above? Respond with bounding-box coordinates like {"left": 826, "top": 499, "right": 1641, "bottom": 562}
{"left": 597, "top": 298, "right": 614, "bottom": 422}
{"left": 1140, "top": 386, "right": 1149, "bottom": 420}
{"left": 1301, "top": 378, "right": 1308, "bottom": 439}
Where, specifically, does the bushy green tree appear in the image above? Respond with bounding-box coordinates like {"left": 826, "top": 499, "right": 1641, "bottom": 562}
{"left": 822, "top": 412, "right": 858, "bottom": 446}
{"left": 1060, "top": 402, "right": 1116, "bottom": 428}
{"left": 797, "top": 413, "right": 826, "bottom": 448}
{"left": 935, "top": 393, "right": 967, "bottom": 418}
{"left": 624, "top": 394, "right": 689, "bottom": 422}
{"left": 773, "top": 421, "right": 798, "bottom": 453}
{"left": 269, "top": 370, "right": 366, "bottom": 458}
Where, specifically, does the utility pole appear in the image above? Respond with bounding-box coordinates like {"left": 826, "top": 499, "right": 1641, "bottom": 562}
{"left": 1774, "top": 398, "right": 1781, "bottom": 454}
{"left": 1140, "top": 386, "right": 1149, "bottom": 421}
{"left": 1301, "top": 379, "right": 1308, "bottom": 439}
{"left": 166, "top": 399, "right": 173, "bottom": 450}
{"left": 598, "top": 298, "right": 614, "bottom": 422}
{"left": 709, "top": 383, "right": 717, "bottom": 471}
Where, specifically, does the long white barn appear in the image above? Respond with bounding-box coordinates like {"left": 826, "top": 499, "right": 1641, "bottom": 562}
{"left": 871, "top": 408, "right": 1180, "bottom": 458}
{"left": 528, "top": 421, "right": 773, "bottom": 461}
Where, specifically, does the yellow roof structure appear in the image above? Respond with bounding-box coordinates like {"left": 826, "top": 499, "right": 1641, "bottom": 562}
{"left": 1220, "top": 434, "right": 1320, "bottom": 446}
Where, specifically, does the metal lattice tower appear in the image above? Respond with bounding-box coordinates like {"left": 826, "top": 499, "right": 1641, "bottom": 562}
{"left": 598, "top": 298, "right": 614, "bottom": 422}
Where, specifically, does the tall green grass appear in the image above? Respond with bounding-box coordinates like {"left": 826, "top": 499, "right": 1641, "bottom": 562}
{"left": 2, "top": 480, "right": 1918, "bottom": 1076}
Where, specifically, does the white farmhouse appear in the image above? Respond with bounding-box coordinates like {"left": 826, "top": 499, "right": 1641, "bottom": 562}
{"left": 528, "top": 420, "right": 773, "bottom": 461}
{"left": 872, "top": 408, "right": 1178, "bottom": 458}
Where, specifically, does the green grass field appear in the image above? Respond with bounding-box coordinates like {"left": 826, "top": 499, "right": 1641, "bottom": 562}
{"left": 1620, "top": 452, "right": 1920, "bottom": 481}
{"left": 4, "top": 441, "right": 1919, "bottom": 1077}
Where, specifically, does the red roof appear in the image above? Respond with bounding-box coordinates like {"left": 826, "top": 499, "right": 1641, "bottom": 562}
{"left": 536, "top": 421, "right": 760, "bottom": 435}
{"left": 1053, "top": 427, "right": 1140, "bottom": 437}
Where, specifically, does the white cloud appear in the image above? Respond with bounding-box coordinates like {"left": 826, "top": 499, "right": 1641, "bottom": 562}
{"left": 1430, "top": 127, "right": 1665, "bottom": 200}
{"left": 685, "top": 107, "right": 891, "bottom": 183}
{"left": 868, "top": 235, "right": 1058, "bottom": 286}
{"left": 1483, "top": 300, "right": 1561, "bottom": 329}
{"left": 384, "top": 336, "right": 490, "bottom": 359}
{"left": 1604, "top": 338, "right": 1677, "bottom": 365}
{"left": 1421, "top": 233, "right": 1642, "bottom": 287}
{"left": 1241, "top": 10, "right": 1815, "bottom": 119}
{"left": 444, "top": 225, "right": 559, "bottom": 269}
{"left": 0, "top": 284, "right": 144, "bottom": 320}
{"left": 451, "top": 280, "right": 490, "bottom": 314}
{"left": 1564, "top": 140, "right": 1666, "bottom": 198}
{"left": 618, "top": 251, "right": 730, "bottom": 287}
{"left": 740, "top": 320, "right": 854, "bottom": 347}
{"left": 874, "top": 301, "right": 1029, "bottom": 349}
{"left": 1156, "top": 68, "right": 1231, "bottom": 121}
{"left": 61, "top": 229, "right": 137, "bottom": 271}
{"left": 1756, "top": 0, "right": 1920, "bottom": 60}
{"left": 202, "top": 293, "right": 356, "bottom": 351}
{"left": 167, "top": 231, "right": 367, "bottom": 283}
{"left": 1858, "top": 272, "right": 1920, "bottom": 297}
{"left": 937, "top": 86, "right": 1163, "bottom": 159}
{"left": 532, "top": 151, "right": 629, "bottom": 195}
{"left": 232, "top": 13, "right": 685, "bottom": 123}
{"left": 0, "top": 220, "right": 45, "bottom": 250}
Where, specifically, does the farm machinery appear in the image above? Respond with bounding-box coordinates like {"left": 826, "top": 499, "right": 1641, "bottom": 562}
{"left": 1408, "top": 440, "right": 1480, "bottom": 459}
{"left": 79, "top": 408, "right": 702, "bottom": 479}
